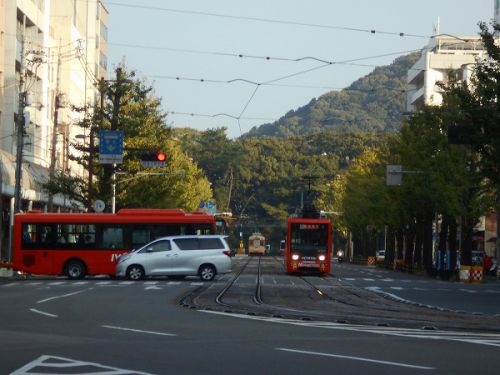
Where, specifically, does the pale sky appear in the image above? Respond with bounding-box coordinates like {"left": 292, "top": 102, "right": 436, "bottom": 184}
{"left": 104, "top": 0, "right": 493, "bottom": 138}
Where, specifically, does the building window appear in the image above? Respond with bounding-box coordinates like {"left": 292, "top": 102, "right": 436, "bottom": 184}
{"left": 99, "top": 52, "right": 107, "bottom": 70}
{"left": 100, "top": 21, "right": 108, "bottom": 42}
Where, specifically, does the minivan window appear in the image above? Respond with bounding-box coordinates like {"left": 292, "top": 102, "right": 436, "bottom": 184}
{"left": 140, "top": 240, "right": 171, "bottom": 253}
{"left": 173, "top": 238, "right": 224, "bottom": 250}
{"left": 199, "top": 238, "right": 223, "bottom": 249}
{"left": 174, "top": 238, "right": 199, "bottom": 250}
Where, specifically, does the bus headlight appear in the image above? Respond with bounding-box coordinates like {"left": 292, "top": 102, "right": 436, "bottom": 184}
{"left": 292, "top": 254, "right": 300, "bottom": 261}
{"left": 318, "top": 255, "right": 326, "bottom": 261}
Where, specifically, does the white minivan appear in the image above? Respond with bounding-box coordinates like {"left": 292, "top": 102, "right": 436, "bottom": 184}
{"left": 115, "top": 235, "right": 232, "bottom": 281}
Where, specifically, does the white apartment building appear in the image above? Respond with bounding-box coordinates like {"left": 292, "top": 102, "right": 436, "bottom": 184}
{"left": 0, "top": 0, "right": 108, "bottom": 257}
{"left": 407, "top": 35, "right": 485, "bottom": 111}
{"left": 406, "top": 30, "right": 497, "bottom": 260}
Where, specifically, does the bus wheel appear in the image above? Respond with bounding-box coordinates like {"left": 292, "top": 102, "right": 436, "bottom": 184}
{"left": 126, "top": 265, "right": 145, "bottom": 280}
{"left": 199, "top": 264, "right": 216, "bottom": 281}
{"left": 65, "top": 260, "right": 86, "bottom": 279}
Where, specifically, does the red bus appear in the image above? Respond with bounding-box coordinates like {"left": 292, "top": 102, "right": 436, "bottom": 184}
{"left": 285, "top": 217, "right": 332, "bottom": 274}
{"left": 13, "top": 209, "right": 216, "bottom": 279}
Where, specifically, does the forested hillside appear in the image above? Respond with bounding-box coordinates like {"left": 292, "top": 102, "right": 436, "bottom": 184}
{"left": 244, "top": 53, "right": 419, "bottom": 138}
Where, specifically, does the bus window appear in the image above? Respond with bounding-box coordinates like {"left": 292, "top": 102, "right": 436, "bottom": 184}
{"left": 22, "top": 224, "right": 36, "bottom": 248}
{"left": 40, "top": 224, "right": 56, "bottom": 247}
{"left": 102, "top": 226, "right": 124, "bottom": 249}
{"left": 131, "top": 227, "right": 151, "bottom": 249}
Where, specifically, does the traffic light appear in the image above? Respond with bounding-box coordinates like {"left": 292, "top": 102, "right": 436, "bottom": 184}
{"left": 140, "top": 150, "right": 167, "bottom": 167}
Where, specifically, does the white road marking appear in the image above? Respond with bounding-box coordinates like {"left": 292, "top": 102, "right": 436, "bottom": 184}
{"left": 120, "top": 281, "right": 135, "bottom": 285}
{"left": 459, "top": 289, "right": 477, "bottom": 294}
{"left": 72, "top": 281, "right": 89, "bottom": 285}
{"left": 390, "top": 286, "right": 404, "bottom": 290}
{"left": 2, "top": 282, "right": 16, "bottom": 287}
{"left": 102, "top": 325, "right": 177, "bottom": 336}
{"left": 276, "top": 348, "right": 435, "bottom": 370}
{"left": 202, "top": 311, "right": 500, "bottom": 348}
{"left": 144, "top": 281, "right": 159, "bottom": 285}
{"left": 30, "top": 308, "right": 58, "bottom": 318}
{"left": 96, "top": 281, "right": 112, "bottom": 285}
{"left": 145, "top": 286, "right": 162, "bottom": 290}
{"left": 191, "top": 282, "right": 204, "bottom": 286}
{"left": 168, "top": 281, "right": 181, "bottom": 285}
{"left": 363, "top": 278, "right": 375, "bottom": 281}
{"left": 48, "top": 281, "right": 65, "bottom": 286}
{"left": 10, "top": 354, "right": 157, "bottom": 375}
{"left": 36, "top": 289, "right": 87, "bottom": 304}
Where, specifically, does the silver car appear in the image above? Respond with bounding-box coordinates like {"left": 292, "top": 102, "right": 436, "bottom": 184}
{"left": 115, "top": 235, "right": 232, "bottom": 281}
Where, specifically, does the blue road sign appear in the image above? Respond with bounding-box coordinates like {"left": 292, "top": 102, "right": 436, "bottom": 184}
{"left": 99, "top": 130, "right": 124, "bottom": 164}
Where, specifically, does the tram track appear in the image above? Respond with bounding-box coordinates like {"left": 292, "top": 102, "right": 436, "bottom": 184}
{"left": 181, "top": 256, "right": 500, "bottom": 332}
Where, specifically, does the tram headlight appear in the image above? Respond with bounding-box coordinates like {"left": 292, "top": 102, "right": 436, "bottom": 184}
{"left": 318, "top": 255, "right": 326, "bottom": 261}
{"left": 291, "top": 254, "right": 300, "bottom": 261}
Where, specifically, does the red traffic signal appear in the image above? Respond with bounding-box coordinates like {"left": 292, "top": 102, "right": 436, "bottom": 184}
{"left": 156, "top": 151, "right": 167, "bottom": 162}
{"left": 140, "top": 150, "right": 167, "bottom": 167}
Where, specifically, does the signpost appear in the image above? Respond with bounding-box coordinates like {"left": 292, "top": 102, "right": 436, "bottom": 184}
{"left": 99, "top": 131, "right": 124, "bottom": 164}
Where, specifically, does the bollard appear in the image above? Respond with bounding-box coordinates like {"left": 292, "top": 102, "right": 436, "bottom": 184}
{"left": 459, "top": 265, "right": 471, "bottom": 283}
{"left": 367, "top": 256, "right": 376, "bottom": 266}
{"left": 470, "top": 266, "right": 483, "bottom": 283}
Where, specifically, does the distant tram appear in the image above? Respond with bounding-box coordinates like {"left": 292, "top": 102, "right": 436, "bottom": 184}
{"left": 285, "top": 215, "right": 332, "bottom": 274}
{"left": 248, "top": 232, "right": 266, "bottom": 256}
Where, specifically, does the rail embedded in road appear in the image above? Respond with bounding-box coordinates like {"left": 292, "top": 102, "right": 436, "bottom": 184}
{"left": 180, "top": 256, "right": 500, "bottom": 332}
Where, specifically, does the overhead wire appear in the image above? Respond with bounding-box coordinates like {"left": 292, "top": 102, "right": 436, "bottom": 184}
{"left": 104, "top": 1, "right": 430, "bottom": 39}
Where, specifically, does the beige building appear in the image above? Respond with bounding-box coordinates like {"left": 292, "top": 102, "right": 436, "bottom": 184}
{"left": 0, "top": 0, "right": 108, "bottom": 257}
{"left": 407, "top": 35, "right": 485, "bottom": 111}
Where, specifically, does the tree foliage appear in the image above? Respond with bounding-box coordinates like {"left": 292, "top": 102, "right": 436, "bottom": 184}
{"left": 245, "top": 53, "right": 419, "bottom": 138}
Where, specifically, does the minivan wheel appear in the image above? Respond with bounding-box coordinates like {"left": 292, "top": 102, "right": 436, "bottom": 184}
{"left": 199, "top": 264, "right": 216, "bottom": 281}
{"left": 126, "top": 265, "right": 145, "bottom": 280}
{"left": 65, "top": 260, "right": 86, "bottom": 279}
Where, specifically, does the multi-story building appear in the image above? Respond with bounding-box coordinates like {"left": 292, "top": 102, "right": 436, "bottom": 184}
{"left": 0, "top": 0, "right": 108, "bottom": 258}
{"left": 407, "top": 35, "right": 485, "bottom": 111}
{"left": 406, "top": 33, "right": 499, "bottom": 261}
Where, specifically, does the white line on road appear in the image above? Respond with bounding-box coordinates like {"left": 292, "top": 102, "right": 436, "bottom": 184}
{"left": 29, "top": 308, "right": 58, "bottom": 318}
{"left": 276, "top": 348, "right": 435, "bottom": 370}
{"left": 202, "top": 311, "right": 500, "bottom": 347}
{"left": 102, "top": 325, "right": 177, "bottom": 336}
{"left": 36, "top": 289, "right": 88, "bottom": 304}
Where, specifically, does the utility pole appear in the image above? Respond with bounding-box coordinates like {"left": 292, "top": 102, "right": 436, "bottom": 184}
{"left": 47, "top": 46, "right": 62, "bottom": 212}
{"left": 14, "top": 22, "right": 26, "bottom": 214}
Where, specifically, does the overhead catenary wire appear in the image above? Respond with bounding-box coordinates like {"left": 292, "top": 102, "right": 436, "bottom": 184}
{"left": 104, "top": 1, "right": 431, "bottom": 39}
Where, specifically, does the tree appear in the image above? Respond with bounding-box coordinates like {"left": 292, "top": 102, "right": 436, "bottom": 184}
{"left": 51, "top": 65, "right": 213, "bottom": 211}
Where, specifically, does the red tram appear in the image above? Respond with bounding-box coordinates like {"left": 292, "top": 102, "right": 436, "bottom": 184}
{"left": 284, "top": 217, "right": 332, "bottom": 274}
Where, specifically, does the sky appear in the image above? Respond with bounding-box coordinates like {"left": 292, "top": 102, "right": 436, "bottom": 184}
{"left": 104, "top": 0, "right": 494, "bottom": 138}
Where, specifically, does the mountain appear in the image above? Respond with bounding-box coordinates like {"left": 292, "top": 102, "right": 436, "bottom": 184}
{"left": 243, "top": 53, "right": 420, "bottom": 138}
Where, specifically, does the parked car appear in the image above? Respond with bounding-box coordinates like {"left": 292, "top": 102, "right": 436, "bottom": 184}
{"left": 115, "top": 235, "right": 232, "bottom": 281}
{"left": 376, "top": 250, "right": 386, "bottom": 262}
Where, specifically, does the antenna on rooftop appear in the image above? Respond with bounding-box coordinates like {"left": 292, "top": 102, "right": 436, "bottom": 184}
{"left": 433, "top": 16, "right": 440, "bottom": 35}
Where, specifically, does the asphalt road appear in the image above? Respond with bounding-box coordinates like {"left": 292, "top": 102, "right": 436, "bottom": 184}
{"left": 333, "top": 261, "right": 500, "bottom": 315}
{"left": 1, "top": 264, "right": 500, "bottom": 374}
